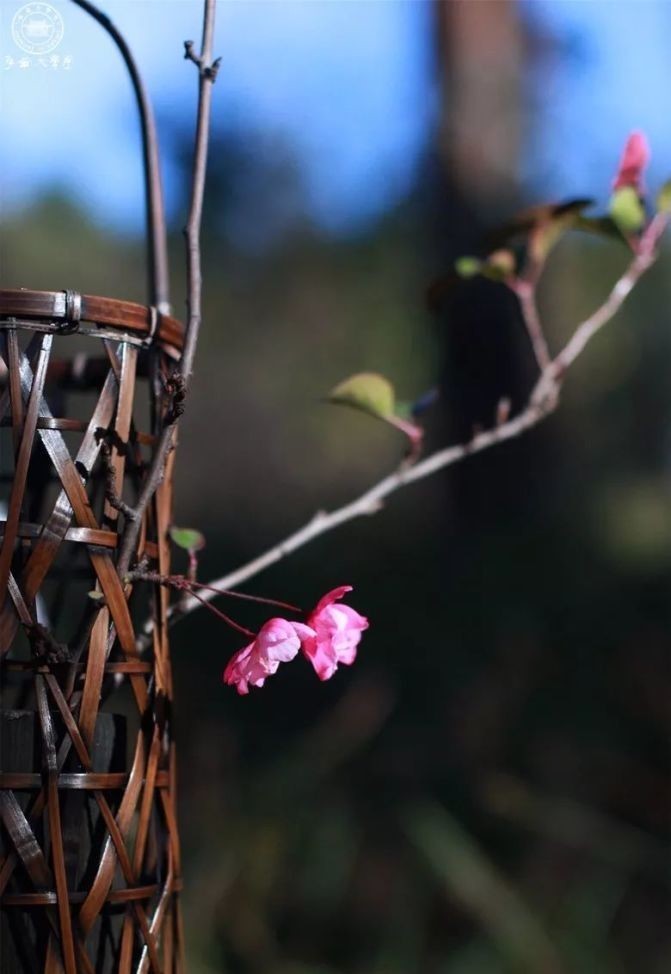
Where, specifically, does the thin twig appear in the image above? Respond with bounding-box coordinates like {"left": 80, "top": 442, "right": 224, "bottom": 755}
{"left": 128, "top": 572, "right": 302, "bottom": 612}
{"left": 123, "top": 570, "right": 256, "bottom": 638}
{"left": 554, "top": 212, "right": 667, "bottom": 374}
{"left": 99, "top": 439, "right": 139, "bottom": 522}
{"left": 115, "top": 0, "right": 219, "bottom": 577}
{"left": 512, "top": 280, "right": 552, "bottom": 371}
{"left": 135, "top": 214, "right": 666, "bottom": 642}
{"left": 181, "top": 5, "right": 220, "bottom": 385}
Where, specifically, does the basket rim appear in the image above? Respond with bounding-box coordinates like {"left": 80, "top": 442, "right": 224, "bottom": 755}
{"left": 0, "top": 287, "right": 183, "bottom": 354}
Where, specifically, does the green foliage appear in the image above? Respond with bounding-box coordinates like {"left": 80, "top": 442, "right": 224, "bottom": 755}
{"left": 169, "top": 526, "right": 206, "bottom": 552}
{"left": 574, "top": 214, "right": 629, "bottom": 244}
{"left": 455, "top": 250, "right": 516, "bottom": 283}
{"left": 328, "top": 371, "right": 396, "bottom": 420}
{"left": 455, "top": 199, "right": 600, "bottom": 286}
{"left": 609, "top": 187, "right": 646, "bottom": 234}
{"left": 527, "top": 199, "right": 593, "bottom": 265}
{"left": 328, "top": 371, "right": 423, "bottom": 450}
{"left": 455, "top": 256, "right": 484, "bottom": 279}
{"left": 484, "top": 249, "right": 516, "bottom": 280}
{"left": 487, "top": 198, "right": 594, "bottom": 277}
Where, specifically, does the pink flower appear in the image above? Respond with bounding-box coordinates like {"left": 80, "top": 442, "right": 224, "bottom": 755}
{"left": 224, "top": 617, "right": 316, "bottom": 695}
{"left": 302, "top": 586, "right": 369, "bottom": 681}
{"left": 612, "top": 131, "right": 650, "bottom": 193}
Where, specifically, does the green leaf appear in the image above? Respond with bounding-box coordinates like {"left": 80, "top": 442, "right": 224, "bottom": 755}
{"left": 169, "top": 527, "right": 206, "bottom": 552}
{"left": 574, "top": 214, "right": 629, "bottom": 244}
{"left": 328, "top": 373, "right": 424, "bottom": 454}
{"left": 328, "top": 372, "right": 395, "bottom": 421}
{"left": 483, "top": 249, "right": 516, "bottom": 281}
{"left": 609, "top": 186, "right": 646, "bottom": 234}
{"left": 454, "top": 256, "right": 483, "bottom": 279}
{"left": 552, "top": 197, "right": 594, "bottom": 219}
{"left": 490, "top": 198, "right": 593, "bottom": 248}
{"left": 455, "top": 251, "right": 516, "bottom": 283}
{"left": 528, "top": 202, "right": 590, "bottom": 264}
{"left": 656, "top": 178, "right": 671, "bottom": 213}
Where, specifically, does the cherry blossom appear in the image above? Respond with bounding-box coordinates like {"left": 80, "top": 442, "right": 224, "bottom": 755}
{"left": 302, "top": 585, "right": 369, "bottom": 681}
{"left": 224, "top": 617, "right": 315, "bottom": 695}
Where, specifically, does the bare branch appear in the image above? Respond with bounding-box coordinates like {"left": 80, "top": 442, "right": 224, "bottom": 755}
{"left": 135, "top": 215, "right": 668, "bottom": 645}
{"left": 184, "top": 39, "right": 222, "bottom": 81}
{"left": 511, "top": 280, "right": 552, "bottom": 372}
{"left": 553, "top": 212, "right": 667, "bottom": 375}
{"left": 99, "top": 439, "right": 138, "bottom": 522}
{"left": 116, "top": 0, "right": 219, "bottom": 576}
{"left": 181, "top": 0, "right": 219, "bottom": 385}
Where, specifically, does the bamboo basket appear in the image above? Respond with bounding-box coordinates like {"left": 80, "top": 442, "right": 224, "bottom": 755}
{"left": 0, "top": 286, "right": 185, "bottom": 972}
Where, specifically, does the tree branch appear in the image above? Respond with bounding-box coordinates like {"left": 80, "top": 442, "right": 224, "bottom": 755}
{"left": 115, "top": 0, "right": 219, "bottom": 577}
{"left": 99, "top": 439, "right": 138, "bottom": 522}
{"left": 137, "top": 214, "right": 668, "bottom": 644}
{"left": 553, "top": 212, "right": 667, "bottom": 375}
{"left": 512, "top": 280, "right": 552, "bottom": 372}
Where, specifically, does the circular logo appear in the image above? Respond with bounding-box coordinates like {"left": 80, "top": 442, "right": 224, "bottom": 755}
{"left": 12, "top": 3, "right": 64, "bottom": 55}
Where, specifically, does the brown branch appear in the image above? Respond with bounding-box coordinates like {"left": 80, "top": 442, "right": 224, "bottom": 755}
{"left": 511, "top": 280, "right": 552, "bottom": 372}
{"left": 123, "top": 570, "right": 180, "bottom": 588}
{"left": 136, "top": 213, "right": 667, "bottom": 642}
{"left": 181, "top": 2, "right": 220, "bottom": 385}
{"left": 116, "top": 0, "right": 219, "bottom": 577}
{"left": 27, "top": 623, "right": 71, "bottom": 666}
{"left": 99, "top": 439, "right": 138, "bottom": 522}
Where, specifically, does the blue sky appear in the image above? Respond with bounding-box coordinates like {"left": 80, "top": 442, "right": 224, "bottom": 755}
{"left": 522, "top": 0, "right": 671, "bottom": 204}
{"left": 1, "top": 0, "right": 433, "bottom": 232}
{"left": 1, "top": 0, "right": 670, "bottom": 236}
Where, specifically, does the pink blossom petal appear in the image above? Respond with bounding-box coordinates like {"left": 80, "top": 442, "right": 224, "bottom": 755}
{"left": 314, "top": 585, "right": 353, "bottom": 615}
{"left": 303, "top": 586, "right": 369, "bottom": 681}
{"left": 613, "top": 131, "right": 650, "bottom": 193}
{"left": 223, "top": 617, "right": 315, "bottom": 694}
{"left": 291, "top": 621, "right": 318, "bottom": 642}
{"left": 302, "top": 636, "right": 339, "bottom": 681}
{"left": 223, "top": 590, "right": 368, "bottom": 692}
{"left": 223, "top": 644, "right": 261, "bottom": 695}
{"left": 256, "top": 617, "right": 303, "bottom": 663}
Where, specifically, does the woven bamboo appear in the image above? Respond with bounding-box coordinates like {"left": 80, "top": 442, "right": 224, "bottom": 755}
{"left": 0, "top": 288, "right": 186, "bottom": 972}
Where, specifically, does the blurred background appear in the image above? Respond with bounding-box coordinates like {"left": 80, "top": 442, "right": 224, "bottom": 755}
{"left": 2, "top": 1, "right": 670, "bottom": 971}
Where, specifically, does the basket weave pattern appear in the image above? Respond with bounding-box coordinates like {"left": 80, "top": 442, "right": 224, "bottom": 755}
{"left": 0, "top": 289, "right": 185, "bottom": 973}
